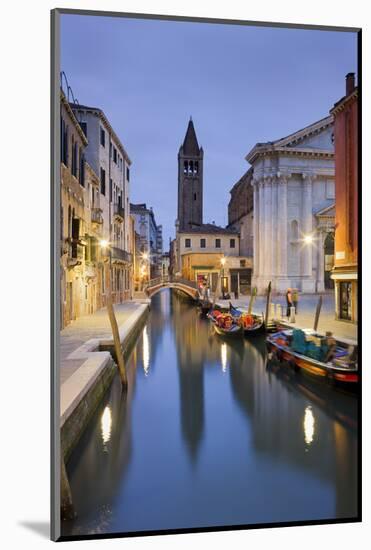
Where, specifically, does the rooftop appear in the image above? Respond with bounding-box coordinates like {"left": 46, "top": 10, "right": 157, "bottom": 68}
{"left": 178, "top": 223, "right": 238, "bottom": 235}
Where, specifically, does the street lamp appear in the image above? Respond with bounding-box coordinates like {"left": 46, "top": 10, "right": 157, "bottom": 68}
{"left": 303, "top": 234, "right": 314, "bottom": 245}
{"left": 220, "top": 256, "right": 227, "bottom": 299}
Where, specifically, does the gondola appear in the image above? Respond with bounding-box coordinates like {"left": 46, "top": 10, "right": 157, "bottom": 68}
{"left": 229, "top": 304, "right": 265, "bottom": 336}
{"left": 213, "top": 323, "right": 243, "bottom": 336}
{"left": 197, "top": 300, "right": 213, "bottom": 317}
{"left": 266, "top": 329, "right": 358, "bottom": 389}
{"left": 207, "top": 308, "right": 243, "bottom": 337}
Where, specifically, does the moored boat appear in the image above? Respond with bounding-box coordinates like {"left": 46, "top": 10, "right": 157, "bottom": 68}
{"left": 229, "top": 304, "right": 265, "bottom": 336}
{"left": 207, "top": 308, "right": 242, "bottom": 336}
{"left": 198, "top": 300, "right": 213, "bottom": 317}
{"left": 266, "top": 329, "right": 358, "bottom": 388}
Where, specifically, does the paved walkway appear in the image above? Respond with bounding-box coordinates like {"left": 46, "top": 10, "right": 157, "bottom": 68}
{"left": 60, "top": 300, "right": 149, "bottom": 384}
{"left": 217, "top": 292, "right": 357, "bottom": 343}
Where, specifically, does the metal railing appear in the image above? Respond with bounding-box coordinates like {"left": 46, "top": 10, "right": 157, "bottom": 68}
{"left": 145, "top": 275, "right": 198, "bottom": 290}
{"left": 91, "top": 207, "right": 103, "bottom": 224}
{"left": 111, "top": 246, "right": 133, "bottom": 263}
{"left": 113, "top": 203, "right": 125, "bottom": 220}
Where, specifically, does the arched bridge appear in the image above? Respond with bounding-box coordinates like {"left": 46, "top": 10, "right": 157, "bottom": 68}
{"left": 144, "top": 275, "right": 200, "bottom": 300}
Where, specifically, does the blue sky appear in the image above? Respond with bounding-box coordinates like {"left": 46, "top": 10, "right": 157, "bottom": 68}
{"left": 61, "top": 14, "right": 357, "bottom": 247}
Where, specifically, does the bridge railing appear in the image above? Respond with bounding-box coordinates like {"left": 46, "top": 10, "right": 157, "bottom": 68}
{"left": 145, "top": 275, "right": 198, "bottom": 291}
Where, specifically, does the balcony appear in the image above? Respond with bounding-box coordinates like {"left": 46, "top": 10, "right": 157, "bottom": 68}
{"left": 113, "top": 203, "right": 125, "bottom": 221}
{"left": 111, "top": 246, "right": 133, "bottom": 264}
{"left": 91, "top": 208, "right": 103, "bottom": 224}
{"left": 67, "top": 241, "right": 85, "bottom": 268}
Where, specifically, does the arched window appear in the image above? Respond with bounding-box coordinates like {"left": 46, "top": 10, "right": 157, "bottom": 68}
{"left": 183, "top": 161, "right": 188, "bottom": 174}
{"left": 291, "top": 220, "right": 299, "bottom": 241}
{"left": 194, "top": 161, "right": 198, "bottom": 174}
{"left": 189, "top": 161, "right": 193, "bottom": 175}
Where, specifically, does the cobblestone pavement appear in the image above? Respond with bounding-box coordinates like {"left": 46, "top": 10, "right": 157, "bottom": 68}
{"left": 60, "top": 301, "right": 148, "bottom": 384}
{"left": 217, "top": 292, "right": 357, "bottom": 343}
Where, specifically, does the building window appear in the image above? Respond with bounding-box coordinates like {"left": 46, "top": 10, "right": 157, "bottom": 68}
{"left": 200, "top": 238, "right": 206, "bottom": 248}
{"left": 230, "top": 238, "right": 235, "bottom": 248}
{"left": 100, "top": 127, "right": 105, "bottom": 147}
{"left": 240, "top": 259, "right": 246, "bottom": 267}
{"left": 185, "top": 238, "right": 191, "bottom": 248}
{"left": 109, "top": 178, "right": 113, "bottom": 202}
{"left": 72, "top": 140, "right": 78, "bottom": 177}
{"left": 339, "top": 281, "right": 352, "bottom": 321}
{"left": 126, "top": 167, "right": 130, "bottom": 181}
{"left": 184, "top": 161, "right": 188, "bottom": 174}
{"left": 215, "top": 238, "right": 221, "bottom": 248}
{"left": 113, "top": 147, "right": 117, "bottom": 164}
{"left": 291, "top": 220, "right": 299, "bottom": 241}
{"left": 100, "top": 168, "right": 106, "bottom": 195}
{"left": 61, "top": 118, "right": 69, "bottom": 166}
{"left": 79, "top": 151, "right": 85, "bottom": 187}
{"left": 80, "top": 122, "right": 87, "bottom": 137}
{"left": 194, "top": 193, "right": 197, "bottom": 201}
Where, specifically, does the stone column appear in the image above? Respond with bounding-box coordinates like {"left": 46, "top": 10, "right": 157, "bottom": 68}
{"left": 302, "top": 174, "right": 315, "bottom": 292}
{"left": 277, "top": 175, "right": 288, "bottom": 292}
{"left": 252, "top": 179, "right": 259, "bottom": 280}
{"left": 264, "top": 177, "right": 273, "bottom": 282}
{"left": 258, "top": 179, "right": 265, "bottom": 280}
{"left": 271, "top": 176, "right": 278, "bottom": 285}
{"left": 317, "top": 229, "right": 325, "bottom": 292}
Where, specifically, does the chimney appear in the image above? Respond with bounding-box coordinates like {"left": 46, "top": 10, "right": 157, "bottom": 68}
{"left": 346, "top": 73, "right": 355, "bottom": 96}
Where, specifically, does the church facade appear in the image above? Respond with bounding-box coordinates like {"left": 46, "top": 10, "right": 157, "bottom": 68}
{"left": 247, "top": 116, "right": 336, "bottom": 294}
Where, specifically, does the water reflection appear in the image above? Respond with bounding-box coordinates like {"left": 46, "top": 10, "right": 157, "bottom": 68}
{"left": 63, "top": 289, "right": 358, "bottom": 537}
{"left": 304, "top": 406, "right": 315, "bottom": 447}
{"left": 101, "top": 406, "right": 112, "bottom": 447}
{"left": 142, "top": 326, "right": 150, "bottom": 376}
{"left": 221, "top": 343, "right": 227, "bottom": 372}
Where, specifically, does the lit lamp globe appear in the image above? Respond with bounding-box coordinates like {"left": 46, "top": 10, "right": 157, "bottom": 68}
{"left": 100, "top": 239, "right": 109, "bottom": 249}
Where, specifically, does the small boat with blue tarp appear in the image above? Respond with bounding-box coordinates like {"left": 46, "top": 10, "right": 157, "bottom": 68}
{"left": 266, "top": 328, "right": 358, "bottom": 388}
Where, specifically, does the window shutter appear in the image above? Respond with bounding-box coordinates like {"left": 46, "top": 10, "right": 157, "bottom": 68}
{"left": 65, "top": 125, "right": 69, "bottom": 167}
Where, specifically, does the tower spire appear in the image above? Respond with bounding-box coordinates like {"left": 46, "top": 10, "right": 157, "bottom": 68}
{"left": 182, "top": 118, "right": 200, "bottom": 156}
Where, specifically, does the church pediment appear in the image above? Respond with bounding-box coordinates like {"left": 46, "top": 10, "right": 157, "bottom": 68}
{"left": 246, "top": 115, "right": 334, "bottom": 163}
{"left": 274, "top": 115, "right": 334, "bottom": 149}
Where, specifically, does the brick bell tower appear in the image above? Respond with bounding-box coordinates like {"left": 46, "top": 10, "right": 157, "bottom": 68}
{"left": 177, "top": 118, "right": 204, "bottom": 231}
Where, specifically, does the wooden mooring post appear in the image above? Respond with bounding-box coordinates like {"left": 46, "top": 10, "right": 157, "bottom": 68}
{"left": 313, "top": 295, "right": 323, "bottom": 332}
{"left": 105, "top": 256, "right": 128, "bottom": 389}
{"left": 248, "top": 286, "right": 257, "bottom": 315}
{"left": 265, "top": 281, "right": 272, "bottom": 326}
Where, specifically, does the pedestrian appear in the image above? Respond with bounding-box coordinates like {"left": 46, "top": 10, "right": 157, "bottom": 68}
{"left": 324, "top": 331, "right": 337, "bottom": 362}
{"left": 292, "top": 288, "right": 299, "bottom": 313}
{"left": 286, "top": 288, "right": 293, "bottom": 319}
{"left": 206, "top": 284, "right": 211, "bottom": 302}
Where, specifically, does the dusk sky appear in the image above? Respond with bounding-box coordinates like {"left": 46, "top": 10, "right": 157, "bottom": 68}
{"left": 61, "top": 14, "right": 357, "bottom": 247}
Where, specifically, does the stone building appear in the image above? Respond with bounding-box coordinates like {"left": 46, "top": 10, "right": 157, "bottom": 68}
{"left": 60, "top": 91, "right": 108, "bottom": 328}
{"left": 176, "top": 225, "right": 252, "bottom": 296}
{"left": 177, "top": 118, "right": 203, "bottom": 231}
{"left": 161, "top": 252, "right": 170, "bottom": 277}
{"left": 71, "top": 102, "right": 133, "bottom": 304}
{"left": 247, "top": 115, "right": 336, "bottom": 294}
{"left": 228, "top": 168, "right": 254, "bottom": 257}
{"left": 131, "top": 203, "right": 163, "bottom": 282}
{"left": 330, "top": 73, "right": 358, "bottom": 322}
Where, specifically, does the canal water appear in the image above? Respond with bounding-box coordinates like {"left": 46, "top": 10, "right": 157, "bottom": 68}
{"left": 63, "top": 290, "right": 358, "bottom": 537}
